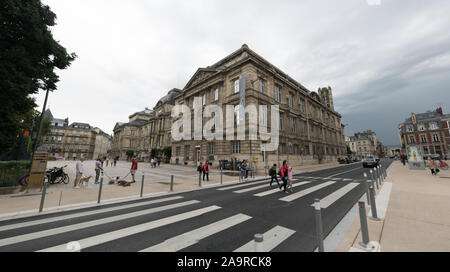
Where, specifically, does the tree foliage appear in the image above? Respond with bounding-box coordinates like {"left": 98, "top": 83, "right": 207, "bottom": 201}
{"left": 0, "top": 0, "right": 76, "bottom": 154}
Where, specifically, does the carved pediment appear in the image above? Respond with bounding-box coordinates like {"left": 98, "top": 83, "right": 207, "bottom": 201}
{"left": 184, "top": 68, "right": 219, "bottom": 90}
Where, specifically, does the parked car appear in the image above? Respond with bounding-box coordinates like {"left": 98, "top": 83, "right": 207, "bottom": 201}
{"left": 362, "top": 156, "right": 378, "bottom": 168}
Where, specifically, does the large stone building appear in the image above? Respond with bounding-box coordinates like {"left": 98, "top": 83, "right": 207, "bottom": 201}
{"left": 398, "top": 107, "right": 450, "bottom": 159}
{"left": 41, "top": 110, "right": 112, "bottom": 160}
{"left": 113, "top": 45, "right": 347, "bottom": 171}
{"left": 346, "top": 130, "right": 378, "bottom": 158}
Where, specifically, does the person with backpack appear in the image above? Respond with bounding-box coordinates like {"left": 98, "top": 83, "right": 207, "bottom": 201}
{"left": 269, "top": 164, "right": 280, "bottom": 187}
{"left": 287, "top": 166, "right": 294, "bottom": 192}
{"left": 203, "top": 161, "right": 210, "bottom": 181}
{"left": 279, "top": 160, "right": 289, "bottom": 193}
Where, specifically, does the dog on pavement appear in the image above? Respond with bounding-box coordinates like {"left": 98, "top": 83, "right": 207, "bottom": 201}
{"left": 79, "top": 176, "right": 92, "bottom": 186}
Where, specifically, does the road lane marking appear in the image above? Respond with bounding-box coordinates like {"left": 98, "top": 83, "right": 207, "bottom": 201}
{"left": 217, "top": 180, "right": 268, "bottom": 191}
{"left": 38, "top": 205, "right": 221, "bottom": 252}
{"left": 326, "top": 166, "right": 361, "bottom": 178}
{"left": 311, "top": 183, "right": 359, "bottom": 209}
{"left": 233, "top": 225, "right": 295, "bottom": 252}
{"left": 233, "top": 179, "right": 300, "bottom": 194}
{"left": 279, "top": 181, "right": 336, "bottom": 202}
{"left": 0, "top": 200, "right": 200, "bottom": 247}
{"left": 0, "top": 196, "right": 184, "bottom": 232}
{"left": 141, "top": 213, "right": 251, "bottom": 252}
{"left": 254, "top": 182, "right": 311, "bottom": 197}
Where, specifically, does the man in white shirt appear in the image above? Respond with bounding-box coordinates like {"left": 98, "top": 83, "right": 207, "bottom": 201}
{"left": 74, "top": 157, "right": 85, "bottom": 188}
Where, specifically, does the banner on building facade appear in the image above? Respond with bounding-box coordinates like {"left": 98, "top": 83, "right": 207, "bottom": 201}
{"left": 407, "top": 146, "right": 426, "bottom": 170}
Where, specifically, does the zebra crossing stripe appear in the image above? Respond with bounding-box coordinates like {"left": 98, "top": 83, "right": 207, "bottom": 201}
{"left": 0, "top": 200, "right": 200, "bottom": 248}
{"left": 38, "top": 205, "right": 221, "bottom": 252}
{"left": 217, "top": 180, "right": 268, "bottom": 191}
{"left": 0, "top": 196, "right": 184, "bottom": 232}
{"left": 279, "top": 181, "right": 336, "bottom": 202}
{"left": 311, "top": 183, "right": 359, "bottom": 209}
{"left": 141, "top": 213, "right": 252, "bottom": 252}
{"left": 234, "top": 179, "right": 299, "bottom": 194}
{"left": 254, "top": 182, "right": 311, "bottom": 197}
{"left": 233, "top": 225, "right": 295, "bottom": 252}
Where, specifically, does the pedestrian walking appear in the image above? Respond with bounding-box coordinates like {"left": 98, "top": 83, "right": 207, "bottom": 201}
{"left": 197, "top": 162, "right": 203, "bottom": 175}
{"left": 157, "top": 157, "right": 161, "bottom": 167}
{"left": 113, "top": 156, "right": 117, "bottom": 167}
{"left": 203, "top": 161, "right": 210, "bottom": 181}
{"left": 94, "top": 158, "right": 104, "bottom": 184}
{"left": 105, "top": 157, "right": 109, "bottom": 167}
{"left": 131, "top": 156, "right": 138, "bottom": 183}
{"left": 150, "top": 158, "right": 155, "bottom": 168}
{"left": 279, "top": 160, "right": 289, "bottom": 193}
{"left": 240, "top": 160, "right": 248, "bottom": 182}
{"left": 269, "top": 164, "right": 280, "bottom": 187}
{"left": 74, "top": 157, "right": 85, "bottom": 188}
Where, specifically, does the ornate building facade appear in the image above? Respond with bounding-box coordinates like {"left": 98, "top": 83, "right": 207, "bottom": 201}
{"left": 112, "top": 45, "right": 347, "bottom": 172}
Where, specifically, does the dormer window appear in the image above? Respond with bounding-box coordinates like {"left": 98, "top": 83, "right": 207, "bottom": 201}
{"left": 418, "top": 124, "right": 425, "bottom": 131}
{"left": 407, "top": 126, "right": 413, "bottom": 132}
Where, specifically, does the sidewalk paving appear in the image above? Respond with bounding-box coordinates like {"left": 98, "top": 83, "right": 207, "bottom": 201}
{"left": 0, "top": 161, "right": 345, "bottom": 219}
{"left": 336, "top": 160, "right": 450, "bottom": 252}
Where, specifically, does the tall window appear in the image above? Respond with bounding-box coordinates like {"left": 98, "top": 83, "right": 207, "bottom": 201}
{"left": 176, "top": 147, "right": 181, "bottom": 156}
{"left": 274, "top": 85, "right": 281, "bottom": 102}
{"left": 214, "top": 88, "right": 219, "bottom": 101}
{"left": 208, "top": 143, "right": 215, "bottom": 155}
{"left": 290, "top": 117, "right": 295, "bottom": 133}
{"left": 259, "top": 105, "right": 267, "bottom": 126}
{"left": 421, "top": 135, "right": 427, "bottom": 143}
{"left": 431, "top": 123, "right": 437, "bottom": 130}
{"left": 433, "top": 134, "right": 439, "bottom": 142}
{"left": 299, "top": 99, "right": 305, "bottom": 112}
{"left": 185, "top": 145, "right": 190, "bottom": 160}
{"left": 409, "top": 136, "right": 415, "bottom": 144}
{"left": 423, "top": 146, "right": 429, "bottom": 154}
{"left": 232, "top": 141, "right": 240, "bottom": 154}
{"left": 234, "top": 79, "right": 239, "bottom": 93}
{"left": 279, "top": 113, "right": 283, "bottom": 130}
{"left": 259, "top": 79, "right": 264, "bottom": 93}
{"left": 288, "top": 93, "right": 293, "bottom": 108}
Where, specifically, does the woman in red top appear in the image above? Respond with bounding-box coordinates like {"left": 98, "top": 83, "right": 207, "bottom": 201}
{"left": 130, "top": 157, "right": 138, "bottom": 183}
{"left": 203, "top": 161, "right": 210, "bottom": 181}
{"left": 280, "top": 160, "right": 289, "bottom": 193}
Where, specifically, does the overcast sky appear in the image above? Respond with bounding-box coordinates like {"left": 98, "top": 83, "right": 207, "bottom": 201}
{"left": 35, "top": 0, "right": 450, "bottom": 146}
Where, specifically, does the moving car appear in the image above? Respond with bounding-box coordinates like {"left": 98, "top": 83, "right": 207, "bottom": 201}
{"left": 362, "top": 156, "right": 378, "bottom": 168}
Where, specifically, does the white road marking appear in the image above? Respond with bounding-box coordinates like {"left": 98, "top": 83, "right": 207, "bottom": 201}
{"left": 233, "top": 179, "right": 300, "bottom": 194}
{"left": 233, "top": 225, "right": 295, "bottom": 252}
{"left": 279, "top": 181, "right": 336, "bottom": 202}
{"left": 311, "top": 183, "right": 359, "bottom": 209}
{"left": 217, "top": 180, "right": 268, "bottom": 191}
{"left": 141, "top": 213, "right": 252, "bottom": 252}
{"left": 38, "top": 205, "right": 221, "bottom": 252}
{"left": 0, "top": 196, "right": 184, "bottom": 232}
{"left": 0, "top": 200, "right": 200, "bottom": 247}
{"left": 326, "top": 166, "right": 361, "bottom": 178}
{"left": 254, "top": 182, "right": 311, "bottom": 197}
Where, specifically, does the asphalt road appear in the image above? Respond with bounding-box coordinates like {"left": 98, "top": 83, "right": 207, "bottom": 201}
{"left": 0, "top": 159, "right": 393, "bottom": 252}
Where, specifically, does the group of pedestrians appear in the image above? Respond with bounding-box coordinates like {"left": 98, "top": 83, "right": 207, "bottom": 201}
{"left": 269, "top": 160, "right": 293, "bottom": 193}
{"left": 197, "top": 161, "right": 211, "bottom": 181}
{"left": 150, "top": 158, "right": 161, "bottom": 168}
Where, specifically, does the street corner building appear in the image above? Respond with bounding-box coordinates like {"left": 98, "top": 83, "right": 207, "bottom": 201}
{"left": 40, "top": 109, "right": 112, "bottom": 160}
{"left": 398, "top": 107, "right": 450, "bottom": 159}
{"left": 111, "top": 45, "right": 347, "bottom": 173}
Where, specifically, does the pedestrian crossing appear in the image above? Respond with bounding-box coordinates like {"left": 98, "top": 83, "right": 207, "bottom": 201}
{"left": 0, "top": 175, "right": 363, "bottom": 252}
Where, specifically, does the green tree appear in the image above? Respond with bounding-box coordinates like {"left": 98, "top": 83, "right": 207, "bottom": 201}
{"left": 0, "top": 0, "right": 77, "bottom": 154}
{"left": 126, "top": 150, "right": 134, "bottom": 157}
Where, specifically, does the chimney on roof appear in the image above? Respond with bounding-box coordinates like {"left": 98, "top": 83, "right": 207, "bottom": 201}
{"left": 436, "top": 107, "right": 443, "bottom": 116}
